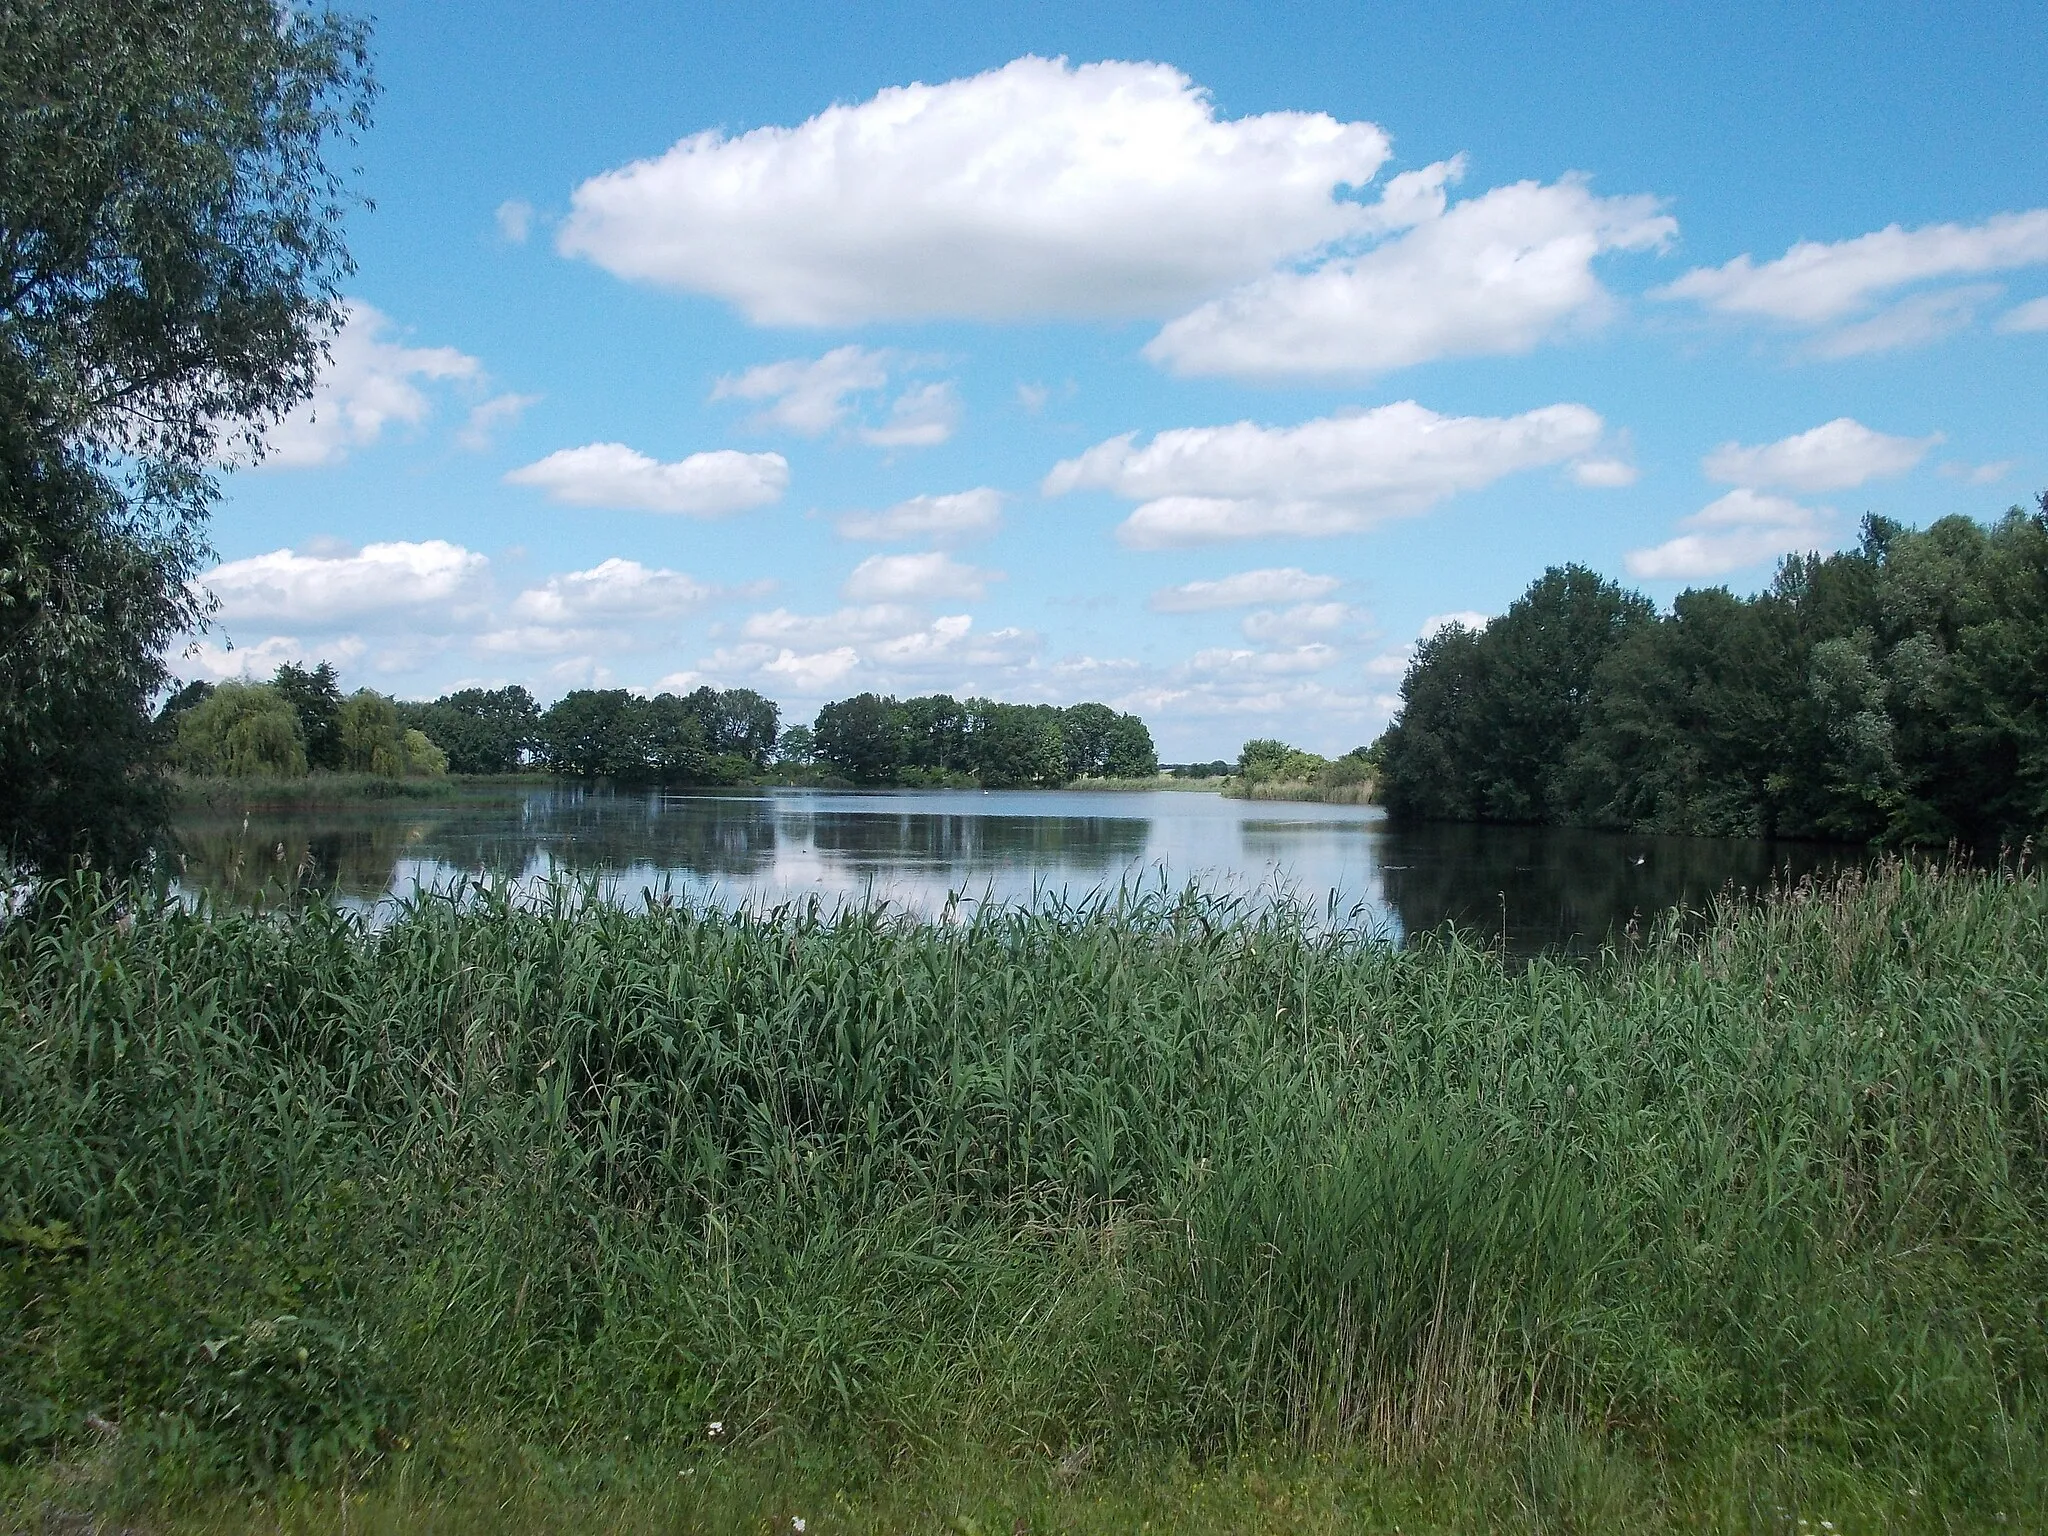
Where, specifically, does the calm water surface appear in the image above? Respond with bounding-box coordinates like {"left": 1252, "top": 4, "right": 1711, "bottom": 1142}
{"left": 173, "top": 785, "right": 1862, "bottom": 955}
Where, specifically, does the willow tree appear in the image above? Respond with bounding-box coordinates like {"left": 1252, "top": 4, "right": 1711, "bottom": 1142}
{"left": 0, "top": 1, "right": 373, "bottom": 870}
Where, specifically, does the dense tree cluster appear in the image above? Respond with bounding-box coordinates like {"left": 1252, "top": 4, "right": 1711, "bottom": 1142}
{"left": 1, "top": 1, "right": 371, "bottom": 871}
{"left": 1377, "top": 502, "right": 2048, "bottom": 848}
{"left": 162, "top": 669, "right": 445, "bottom": 781}
{"left": 531, "top": 687, "right": 777, "bottom": 783}
{"left": 805, "top": 694, "right": 1157, "bottom": 787}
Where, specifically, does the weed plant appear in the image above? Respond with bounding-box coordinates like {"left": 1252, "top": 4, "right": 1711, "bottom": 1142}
{"left": 3, "top": 861, "right": 2046, "bottom": 1525}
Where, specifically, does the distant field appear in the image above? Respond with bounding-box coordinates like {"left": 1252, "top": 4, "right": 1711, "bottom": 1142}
{"left": 5, "top": 861, "right": 2045, "bottom": 1531}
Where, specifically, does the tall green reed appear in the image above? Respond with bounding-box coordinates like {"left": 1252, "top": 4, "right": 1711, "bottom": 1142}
{"left": 3, "top": 861, "right": 2045, "bottom": 1503}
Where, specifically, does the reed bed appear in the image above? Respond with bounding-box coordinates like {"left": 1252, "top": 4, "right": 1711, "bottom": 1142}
{"left": 4, "top": 861, "right": 2047, "bottom": 1526}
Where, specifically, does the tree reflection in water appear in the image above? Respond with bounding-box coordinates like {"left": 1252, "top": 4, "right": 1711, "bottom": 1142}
{"left": 1371, "top": 820, "right": 1863, "bottom": 956}
{"left": 173, "top": 786, "right": 1865, "bottom": 955}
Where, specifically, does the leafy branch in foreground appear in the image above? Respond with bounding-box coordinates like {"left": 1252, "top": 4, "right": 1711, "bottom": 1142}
{"left": 1, "top": 1, "right": 373, "bottom": 872}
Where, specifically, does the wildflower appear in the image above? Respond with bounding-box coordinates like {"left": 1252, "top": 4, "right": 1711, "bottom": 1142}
{"left": 706, "top": 1419, "right": 725, "bottom": 1440}
{"left": 793, "top": 1520, "right": 807, "bottom": 1533}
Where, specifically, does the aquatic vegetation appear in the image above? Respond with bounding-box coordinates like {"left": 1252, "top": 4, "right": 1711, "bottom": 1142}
{"left": 3, "top": 861, "right": 2046, "bottom": 1525}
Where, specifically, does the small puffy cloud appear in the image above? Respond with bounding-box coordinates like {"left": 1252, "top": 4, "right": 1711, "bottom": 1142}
{"left": 1572, "top": 457, "right": 1638, "bottom": 488}
{"left": 1186, "top": 643, "right": 1342, "bottom": 678}
{"left": 505, "top": 442, "right": 789, "bottom": 515}
{"left": 760, "top": 646, "right": 862, "bottom": 692}
{"left": 712, "top": 345, "right": 890, "bottom": 435}
{"left": 1047, "top": 400, "right": 1603, "bottom": 548}
{"left": 475, "top": 625, "right": 620, "bottom": 657}
{"left": 1999, "top": 295, "right": 2048, "bottom": 333}
{"left": 843, "top": 550, "right": 1000, "bottom": 602}
{"left": 456, "top": 391, "right": 542, "bottom": 451}
{"left": 510, "top": 559, "right": 716, "bottom": 623}
{"left": 200, "top": 540, "right": 489, "bottom": 625}
{"left": 1940, "top": 459, "right": 2014, "bottom": 485}
{"left": 1420, "top": 610, "right": 1490, "bottom": 638}
{"left": 261, "top": 302, "right": 481, "bottom": 468}
{"left": 859, "top": 382, "right": 959, "bottom": 448}
{"left": 838, "top": 488, "right": 1004, "bottom": 544}
{"left": 557, "top": 55, "right": 1391, "bottom": 324}
{"left": 1704, "top": 417, "right": 1938, "bottom": 492}
{"left": 1241, "top": 602, "right": 1361, "bottom": 644}
{"left": 741, "top": 604, "right": 926, "bottom": 647}
{"left": 1655, "top": 209, "right": 2048, "bottom": 324}
{"left": 1806, "top": 285, "right": 1996, "bottom": 358}
{"left": 182, "top": 634, "right": 367, "bottom": 683}
{"left": 1147, "top": 172, "right": 1673, "bottom": 378}
{"left": 1149, "top": 566, "right": 1342, "bottom": 613}
{"left": 1625, "top": 489, "right": 1835, "bottom": 582}
{"left": 713, "top": 346, "right": 956, "bottom": 447}
{"left": 496, "top": 199, "right": 535, "bottom": 243}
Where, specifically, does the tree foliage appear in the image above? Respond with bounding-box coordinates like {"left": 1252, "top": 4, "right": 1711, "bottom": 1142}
{"left": 398, "top": 686, "right": 540, "bottom": 774}
{"left": 808, "top": 695, "right": 1156, "bottom": 788}
{"left": 170, "top": 681, "right": 306, "bottom": 779}
{"left": 1377, "top": 506, "right": 2048, "bottom": 847}
{"left": 0, "top": 1, "right": 373, "bottom": 870}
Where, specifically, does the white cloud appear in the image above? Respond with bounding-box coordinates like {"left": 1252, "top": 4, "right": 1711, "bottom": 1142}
{"left": 843, "top": 551, "right": 999, "bottom": 602}
{"left": 712, "top": 345, "right": 890, "bottom": 434}
{"left": 557, "top": 55, "right": 1391, "bottom": 324}
{"left": 858, "top": 382, "right": 959, "bottom": 448}
{"left": 1703, "top": 417, "right": 1938, "bottom": 492}
{"left": 1940, "top": 459, "right": 2014, "bottom": 485}
{"left": 760, "top": 646, "right": 862, "bottom": 692}
{"left": 838, "top": 488, "right": 1005, "bottom": 544}
{"left": 704, "top": 609, "right": 1039, "bottom": 698}
{"left": 1419, "top": 610, "right": 1490, "bottom": 638}
{"left": 475, "top": 625, "right": 621, "bottom": 657}
{"left": 200, "top": 540, "right": 490, "bottom": 625}
{"left": 261, "top": 302, "right": 481, "bottom": 468}
{"left": 1571, "top": 457, "right": 1639, "bottom": 488}
{"left": 1047, "top": 400, "right": 1604, "bottom": 548}
{"left": 1656, "top": 209, "right": 2048, "bottom": 324}
{"left": 1624, "top": 489, "right": 1835, "bottom": 582}
{"left": 1806, "top": 285, "right": 1996, "bottom": 358}
{"left": 1999, "top": 295, "right": 2048, "bottom": 333}
{"left": 1240, "top": 602, "right": 1360, "bottom": 643}
{"left": 456, "top": 391, "right": 542, "bottom": 451}
{"left": 496, "top": 199, "right": 535, "bottom": 244}
{"left": 505, "top": 442, "right": 789, "bottom": 515}
{"left": 1147, "top": 172, "right": 1673, "bottom": 378}
{"left": 1148, "top": 567, "right": 1342, "bottom": 613}
{"left": 182, "top": 634, "right": 366, "bottom": 683}
{"left": 510, "top": 559, "right": 716, "bottom": 623}
{"left": 1187, "top": 644, "right": 1342, "bottom": 678}
{"left": 741, "top": 604, "right": 926, "bottom": 647}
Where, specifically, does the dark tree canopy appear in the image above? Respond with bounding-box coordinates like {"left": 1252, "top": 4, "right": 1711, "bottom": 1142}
{"left": 272, "top": 661, "right": 345, "bottom": 769}
{"left": 399, "top": 686, "right": 540, "bottom": 775}
{"left": 1377, "top": 506, "right": 2048, "bottom": 848}
{"left": 1, "top": 1, "right": 374, "bottom": 870}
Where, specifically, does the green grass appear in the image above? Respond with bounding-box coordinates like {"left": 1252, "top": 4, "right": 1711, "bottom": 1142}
{"left": 169, "top": 771, "right": 554, "bottom": 811}
{"left": 1221, "top": 778, "right": 1377, "bottom": 803}
{"left": 4, "top": 861, "right": 2046, "bottom": 1528}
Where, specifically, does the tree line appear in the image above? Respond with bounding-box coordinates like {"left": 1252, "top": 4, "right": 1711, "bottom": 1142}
{"left": 159, "top": 670, "right": 1161, "bottom": 791}
{"left": 1375, "top": 501, "right": 2048, "bottom": 848}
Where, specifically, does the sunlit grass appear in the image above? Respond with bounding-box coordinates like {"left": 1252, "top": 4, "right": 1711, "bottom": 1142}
{"left": 4, "top": 860, "right": 2046, "bottom": 1527}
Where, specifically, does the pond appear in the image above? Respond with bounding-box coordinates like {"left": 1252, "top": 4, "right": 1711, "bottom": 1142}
{"left": 171, "top": 785, "right": 1863, "bottom": 956}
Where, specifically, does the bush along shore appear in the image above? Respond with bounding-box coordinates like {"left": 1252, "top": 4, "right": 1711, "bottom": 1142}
{"left": 6, "top": 862, "right": 2048, "bottom": 1530}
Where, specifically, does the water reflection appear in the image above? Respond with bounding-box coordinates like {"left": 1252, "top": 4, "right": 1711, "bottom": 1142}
{"left": 172, "top": 786, "right": 1863, "bottom": 956}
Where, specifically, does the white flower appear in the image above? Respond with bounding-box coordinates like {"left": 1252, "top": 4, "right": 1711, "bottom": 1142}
{"left": 706, "top": 1419, "right": 725, "bottom": 1439}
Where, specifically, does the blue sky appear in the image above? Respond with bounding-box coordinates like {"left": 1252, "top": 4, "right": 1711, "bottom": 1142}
{"left": 193, "top": 0, "right": 2048, "bottom": 758}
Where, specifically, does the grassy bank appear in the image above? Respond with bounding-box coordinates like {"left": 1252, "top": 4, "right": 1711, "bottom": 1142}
{"left": 5, "top": 863, "right": 2047, "bottom": 1528}
{"left": 170, "top": 772, "right": 556, "bottom": 812}
{"left": 1222, "top": 778, "right": 1377, "bottom": 804}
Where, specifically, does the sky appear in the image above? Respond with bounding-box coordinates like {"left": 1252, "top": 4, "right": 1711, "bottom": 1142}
{"left": 191, "top": 0, "right": 2048, "bottom": 759}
